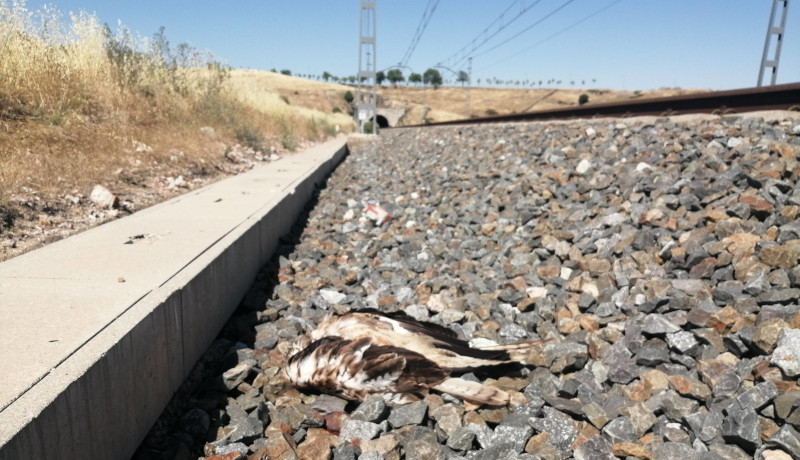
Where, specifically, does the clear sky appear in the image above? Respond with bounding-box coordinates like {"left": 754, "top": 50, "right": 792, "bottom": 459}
{"left": 26, "top": 0, "right": 800, "bottom": 90}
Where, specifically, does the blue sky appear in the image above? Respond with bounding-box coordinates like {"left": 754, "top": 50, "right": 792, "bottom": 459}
{"left": 27, "top": 0, "right": 800, "bottom": 90}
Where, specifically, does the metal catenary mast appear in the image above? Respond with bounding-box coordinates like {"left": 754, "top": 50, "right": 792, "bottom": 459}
{"left": 758, "top": 0, "right": 790, "bottom": 86}
{"left": 356, "top": 1, "right": 377, "bottom": 134}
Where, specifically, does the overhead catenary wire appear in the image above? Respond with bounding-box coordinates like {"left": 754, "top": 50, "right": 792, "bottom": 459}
{"left": 470, "top": 0, "right": 578, "bottom": 61}
{"left": 438, "top": 0, "right": 526, "bottom": 67}
{"left": 399, "top": 0, "right": 441, "bottom": 68}
{"left": 479, "top": 0, "right": 626, "bottom": 72}
{"left": 440, "top": 0, "right": 544, "bottom": 70}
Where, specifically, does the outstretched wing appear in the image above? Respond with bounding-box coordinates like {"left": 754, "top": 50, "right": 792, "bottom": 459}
{"left": 284, "top": 335, "right": 448, "bottom": 401}
{"left": 312, "top": 310, "right": 516, "bottom": 369}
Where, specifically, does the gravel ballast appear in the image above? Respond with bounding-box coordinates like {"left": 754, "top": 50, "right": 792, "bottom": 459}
{"left": 137, "top": 112, "right": 800, "bottom": 460}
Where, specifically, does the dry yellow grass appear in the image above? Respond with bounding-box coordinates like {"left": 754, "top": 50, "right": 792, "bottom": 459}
{"left": 0, "top": 1, "right": 354, "bottom": 210}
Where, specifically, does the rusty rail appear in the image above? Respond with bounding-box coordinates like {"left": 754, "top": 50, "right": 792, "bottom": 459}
{"left": 407, "top": 82, "right": 800, "bottom": 127}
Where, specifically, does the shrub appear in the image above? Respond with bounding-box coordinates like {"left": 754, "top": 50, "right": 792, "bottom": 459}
{"left": 343, "top": 91, "right": 354, "bottom": 103}
{"left": 578, "top": 94, "right": 589, "bottom": 105}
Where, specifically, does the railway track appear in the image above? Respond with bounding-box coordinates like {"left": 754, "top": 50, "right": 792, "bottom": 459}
{"left": 411, "top": 82, "right": 800, "bottom": 127}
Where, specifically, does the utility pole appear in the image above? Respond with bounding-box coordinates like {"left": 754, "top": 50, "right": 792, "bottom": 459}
{"left": 758, "top": 0, "right": 790, "bottom": 86}
{"left": 356, "top": 1, "right": 377, "bottom": 134}
{"left": 466, "top": 57, "right": 472, "bottom": 118}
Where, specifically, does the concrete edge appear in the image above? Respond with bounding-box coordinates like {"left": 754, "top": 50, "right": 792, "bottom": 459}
{"left": 0, "top": 140, "right": 348, "bottom": 459}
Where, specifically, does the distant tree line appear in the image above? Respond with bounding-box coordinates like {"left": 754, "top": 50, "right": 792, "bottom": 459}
{"left": 274, "top": 68, "right": 598, "bottom": 90}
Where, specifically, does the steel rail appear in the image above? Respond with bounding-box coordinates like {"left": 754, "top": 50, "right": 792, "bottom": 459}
{"left": 404, "top": 82, "right": 800, "bottom": 127}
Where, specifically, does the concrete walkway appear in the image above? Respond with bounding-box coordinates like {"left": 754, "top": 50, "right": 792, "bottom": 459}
{"left": 0, "top": 137, "right": 348, "bottom": 459}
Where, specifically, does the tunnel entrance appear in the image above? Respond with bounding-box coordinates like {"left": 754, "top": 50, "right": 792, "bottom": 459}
{"left": 376, "top": 114, "right": 389, "bottom": 128}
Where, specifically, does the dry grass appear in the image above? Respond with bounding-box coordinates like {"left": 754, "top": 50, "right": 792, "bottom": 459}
{"left": 0, "top": 1, "right": 354, "bottom": 210}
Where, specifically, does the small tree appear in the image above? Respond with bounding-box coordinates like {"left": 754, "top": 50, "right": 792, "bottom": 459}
{"left": 376, "top": 71, "right": 386, "bottom": 86}
{"left": 322, "top": 71, "right": 332, "bottom": 81}
{"left": 387, "top": 69, "right": 404, "bottom": 87}
{"left": 578, "top": 94, "right": 589, "bottom": 105}
{"left": 409, "top": 72, "right": 422, "bottom": 85}
{"left": 423, "top": 68, "right": 443, "bottom": 89}
{"left": 457, "top": 70, "right": 469, "bottom": 86}
{"left": 280, "top": 69, "right": 292, "bottom": 76}
{"left": 343, "top": 90, "right": 354, "bottom": 103}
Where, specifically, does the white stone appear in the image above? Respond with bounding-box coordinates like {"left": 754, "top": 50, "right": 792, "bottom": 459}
{"left": 320, "top": 289, "right": 347, "bottom": 305}
{"left": 576, "top": 159, "right": 592, "bottom": 175}
{"left": 526, "top": 286, "right": 548, "bottom": 301}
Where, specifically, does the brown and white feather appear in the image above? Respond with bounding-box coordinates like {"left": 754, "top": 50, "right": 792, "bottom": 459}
{"left": 284, "top": 310, "right": 545, "bottom": 405}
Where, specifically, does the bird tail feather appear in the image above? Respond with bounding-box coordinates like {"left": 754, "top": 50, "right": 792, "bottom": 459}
{"left": 473, "top": 338, "right": 552, "bottom": 365}
{"left": 433, "top": 377, "right": 520, "bottom": 406}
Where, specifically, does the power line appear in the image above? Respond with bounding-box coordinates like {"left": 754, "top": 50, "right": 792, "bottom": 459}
{"left": 471, "top": 0, "right": 578, "bottom": 61}
{"left": 438, "top": 0, "right": 525, "bottom": 67}
{"left": 399, "top": 0, "right": 440, "bottom": 68}
{"left": 479, "top": 0, "right": 625, "bottom": 71}
{"left": 441, "top": 0, "right": 545, "bottom": 70}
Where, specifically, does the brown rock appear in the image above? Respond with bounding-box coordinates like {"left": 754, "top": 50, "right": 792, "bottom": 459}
{"left": 759, "top": 242, "right": 800, "bottom": 269}
{"left": 585, "top": 257, "right": 612, "bottom": 276}
{"left": 323, "top": 412, "right": 348, "bottom": 434}
{"left": 734, "top": 255, "right": 770, "bottom": 282}
{"left": 525, "top": 432, "right": 551, "bottom": 454}
{"left": 708, "top": 306, "right": 740, "bottom": 333}
{"left": 262, "top": 428, "right": 298, "bottom": 460}
{"left": 668, "top": 374, "right": 712, "bottom": 400}
{"left": 725, "top": 233, "right": 761, "bottom": 256}
{"left": 698, "top": 354, "right": 738, "bottom": 388}
{"left": 359, "top": 434, "right": 399, "bottom": 456}
{"left": 640, "top": 369, "right": 670, "bottom": 392}
{"left": 638, "top": 208, "right": 664, "bottom": 225}
{"left": 570, "top": 422, "right": 600, "bottom": 450}
{"left": 739, "top": 194, "right": 774, "bottom": 215}
{"left": 296, "top": 428, "right": 337, "bottom": 460}
{"left": 537, "top": 265, "right": 561, "bottom": 280}
{"left": 753, "top": 318, "right": 790, "bottom": 353}
{"left": 611, "top": 442, "right": 654, "bottom": 460}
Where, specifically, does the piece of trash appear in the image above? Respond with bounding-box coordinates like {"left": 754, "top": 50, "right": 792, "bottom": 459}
{"left": 117, "top": 277, "right": 126, "bottom": 283}
{"left": 90, "top": 185, "right": 119, "bottom": 209}
{"left": 364, "top": 204, "right": 392, "bottom": 225}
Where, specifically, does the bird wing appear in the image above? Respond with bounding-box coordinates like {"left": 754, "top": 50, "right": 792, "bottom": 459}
{"left": 312, "top": 310, "right": 516, "bottom": 369}
{"left": 284, "top": 335, "right": 447, "bottom": 402}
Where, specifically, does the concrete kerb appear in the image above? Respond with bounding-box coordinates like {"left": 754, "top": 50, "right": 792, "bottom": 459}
{"left": 0, "top": 137, "right": 349, "bottom": 459}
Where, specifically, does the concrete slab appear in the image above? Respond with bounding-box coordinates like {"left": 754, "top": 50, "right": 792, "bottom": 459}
{"left": 0, "top": 137, "right": 348, "bottom": 459}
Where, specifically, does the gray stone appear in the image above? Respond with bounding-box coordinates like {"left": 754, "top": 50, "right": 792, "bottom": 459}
{"left": 573, "top": 435, "right": 615, "bottom": 460}
{"left": 388, "top": 400, "right": 427, "bottom": 428}
{"left": 339, "top": 419, "right": 382, "bottom": 444}
{"left": 309, "top": 394, "right": 348, "bottom": 414}
{"left": 642, "top": 313, "right": 681, "bottom": 335}
{"left": 446, "top": 426, "right": 476, "bottom": 451}
{"left": 722, "top": 401, "right": 760, "bottom": 453}
{"left": 684, "top": 409, "right": 723, "bottom": 443}
{"left": 529, "top": 407, "right": 578, "bottom": 454}
{"left": 225, "top": 403, "right": 264, "bottom": 443}
{"left": 601, "top": 416, "right": 637, "bottom": 444}
{"left": 214, "top": 441, "right": 249, "bottom": 456}
{"left": 769, "top": 425, "right": 800, "bottom": 459}
{"left": 650, "top": 441, "right": 697, "bottom": 460}
{"left": 661, "top": 390, "right": 700, "bottom": 421}
{"left": 667, "top": 330, "right": 700, "bottom": 354}
{"left": 351, "top": 394, "right": 387, "bottom": 422}
{"left": 404, "top": 439, "right": 444, "bottom": 460}
{"left": 771, "top": 329, "right": 800, "bottom": 377}
{"left": 486, "top": 424, "right": 532, "bottom": 453}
